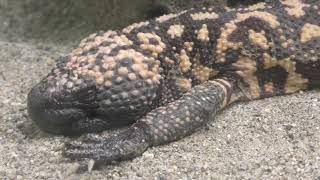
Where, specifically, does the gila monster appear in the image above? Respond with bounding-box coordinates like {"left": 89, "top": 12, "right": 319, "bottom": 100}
{"left": 27, "top": 0, "right": 320, "bottom": 169}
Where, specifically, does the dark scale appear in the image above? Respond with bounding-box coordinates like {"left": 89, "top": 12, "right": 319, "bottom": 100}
{"left": 27, "top": 0, "right": 320, "bottom": 170}
{"left": 259, "top": 66, "right": 289, "bottom": 97}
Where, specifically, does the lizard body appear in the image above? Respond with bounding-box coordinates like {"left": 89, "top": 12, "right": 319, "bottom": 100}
{"left": 27, "top": 0, "right": 320, "bottom": 168}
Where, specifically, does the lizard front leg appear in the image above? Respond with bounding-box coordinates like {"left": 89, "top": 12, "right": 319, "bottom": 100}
{"left": 64, "top": 79, "right": 241, "bottom": 168}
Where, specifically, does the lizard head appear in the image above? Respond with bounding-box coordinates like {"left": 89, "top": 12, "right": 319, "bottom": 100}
{"left": 28, "top": 37, "right": 163, "bottom": 135}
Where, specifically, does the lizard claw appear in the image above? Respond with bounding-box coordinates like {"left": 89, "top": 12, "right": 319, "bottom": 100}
{"left": 63, "top": 123, "right": 152, "bottom": 169}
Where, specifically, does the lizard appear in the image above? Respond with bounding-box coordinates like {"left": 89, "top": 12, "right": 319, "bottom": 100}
{"left": 27, "top": 0, "right": 320, "bottom": 169}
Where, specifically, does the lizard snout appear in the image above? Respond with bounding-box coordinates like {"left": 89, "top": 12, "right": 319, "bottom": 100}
{"left": 27, "top": 80, "right": 92, "bottom": 135}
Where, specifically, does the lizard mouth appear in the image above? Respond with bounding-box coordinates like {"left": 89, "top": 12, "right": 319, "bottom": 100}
{"left": 27, "top": 80, "right": 98, "bottom": 135}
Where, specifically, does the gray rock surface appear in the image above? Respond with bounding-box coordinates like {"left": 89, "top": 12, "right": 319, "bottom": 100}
{"left": 0, "top": 0, "right": 319, "bottom": 179}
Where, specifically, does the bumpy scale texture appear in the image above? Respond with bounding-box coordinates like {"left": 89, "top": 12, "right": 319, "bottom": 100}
{"left": 27, "top": 0, "right": 320, "bottom": 169}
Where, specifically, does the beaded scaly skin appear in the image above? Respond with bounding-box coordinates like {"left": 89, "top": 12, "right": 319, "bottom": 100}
{"left": 27, "top": 0, "right": 320, "bottom": 168}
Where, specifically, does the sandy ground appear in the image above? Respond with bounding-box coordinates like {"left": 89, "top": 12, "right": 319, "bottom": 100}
{"left": 0, "top": 1, "right": 320, "bottom": 179}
